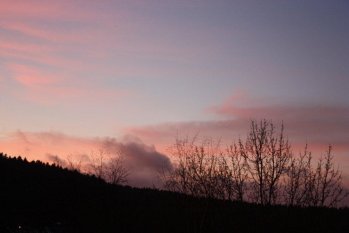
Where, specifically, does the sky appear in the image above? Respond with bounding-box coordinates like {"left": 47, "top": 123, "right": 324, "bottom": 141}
{"left": 0, "top": 0, "right": 348, "bottom": 187}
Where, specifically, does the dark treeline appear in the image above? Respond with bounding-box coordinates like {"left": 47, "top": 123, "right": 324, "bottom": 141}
{"left": 1, "top": 150, "right": 349, "bottom": 233}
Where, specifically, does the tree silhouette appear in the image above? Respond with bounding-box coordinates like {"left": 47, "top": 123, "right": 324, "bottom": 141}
{"left": 309, "top": 145, "right": 348, "bottom": 207}
{"left": 239, "top": 120, "right": 292, "bottom": 205}
{"left": 283, "top": 145, "right": 313, "bottom": 206}
{"left": 49, "top": 149, "right": 130, "bottom": 185}
{"left": 215, "top": 143, "right": 248, "bottom": 201}
{"left": 163, "top": 120, "right": 348, "bottom": 207}
{"left": 104, "top": 156, "right": 129, "bottom": 185}
{"left": 87, "top": 149, "right": 129, "bottom": 185}
{"left": 163, "top": 137, "right": 222, "bottom": 198}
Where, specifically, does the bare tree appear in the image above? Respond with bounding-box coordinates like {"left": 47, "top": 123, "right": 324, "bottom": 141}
{"left": 104, "top": 156, "right": 129, "bottom": 185}
{"left": 163, "top": 120, "right": 348, "bottom": 207}
{"left": 164, "top": 121, "right": 294, "bottom": 204}
{"left": 306, "top": 146, "right": 348, "bottom": 207}
{"left": 164, "top": 136, "right": 249, "bottom": 201}
{"left": 163, "top": 137, "right": 195, "bottom": 194}
{"left": 88, "top": 149, "right": 107, "bottom": 179}
{"left": 280, "top": 143, "right": 349, "bottom": 208}
{"left": 215, "top": 143, "right": 249, "bottom": 202}
{"left": 164, "top": 137, "right": 222, "bottom": 199}
{"left": 238, "top": 120, "right": 292, "bottom": 205}
{"left": 283, "top": 145, "right": 313, "bottom": 206}
{"left": 87, "top": 149, "right": 129, "bottom": 185}
{"left": 66, "top": 154, "right": 86, "bottom": 172}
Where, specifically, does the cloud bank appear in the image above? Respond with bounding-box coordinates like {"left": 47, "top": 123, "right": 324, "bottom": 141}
{"left": 125, "top": 94, "right": 349, "bottom": 186}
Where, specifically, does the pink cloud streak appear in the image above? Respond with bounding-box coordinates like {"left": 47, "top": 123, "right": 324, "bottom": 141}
{"left": 8, "top": 63, "right": 61, "bottom": 87}
{"left": 4, "top": 62, "right": 128, "bottom": 105}
{"left": 0, "top": 22, "right": 81, "bottom": 43}
{"left": 0, "top": 0, "right": 93, "bottom": 21}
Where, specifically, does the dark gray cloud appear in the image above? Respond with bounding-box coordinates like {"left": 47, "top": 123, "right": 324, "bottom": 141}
{"left": 99, "top": 137, "right": 173, "bottom": 187}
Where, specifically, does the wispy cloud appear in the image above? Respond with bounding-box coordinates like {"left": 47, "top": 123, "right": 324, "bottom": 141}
{"left": 0, "top": 0, "right": 93, "bottom": 21}
{"left": 5, "top": 62, "right": 127, "bottom": 105}
{"left": 209, "top": 93, "right": 349, "bottom": 145}
{"left": 0, "top": 0, "right": 125, "bottom": 105}
{"left": 0, "top": 22, "right": 81, "bottom": 43}
{"left": 130, "top": 92, "right": 349, "bottom": 145}
{"left": 8, "top": 63, "right": 61, "bottom": 87}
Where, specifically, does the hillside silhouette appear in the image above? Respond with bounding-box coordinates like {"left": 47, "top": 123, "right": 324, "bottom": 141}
{"left": 0, "top": 152, "right": 348, "bottom": 233}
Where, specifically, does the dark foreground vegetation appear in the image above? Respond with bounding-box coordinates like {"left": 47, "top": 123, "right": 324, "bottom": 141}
{"left": 163, "top": 120, "right": 349, "bottom": 207}
{"left": 0, "top": 153, "right": 349, "bottom": 233}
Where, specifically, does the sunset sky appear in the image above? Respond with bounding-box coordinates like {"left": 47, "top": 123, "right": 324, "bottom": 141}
{"left": 1, "top": 0, "right": 348, "bottom": 186}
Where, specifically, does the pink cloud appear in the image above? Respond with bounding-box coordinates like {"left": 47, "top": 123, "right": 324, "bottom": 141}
{"left": 0, "top": 0, "right": 122, "bottom": 76}
{"left": 209, "top": 94, "right": 349, "bottom": 144}
{"left": 0, "top": 1, "right": 62, "bottom": 19}
{"left": 5, "top": 62, "right": 129, "bottom": 105}
{"left": 124, "top": 88, "right": 349, "bottom": 162}
{"left": 0, "top": 44, "right": 94, "bottom": 74}
{"left": 0, "top": 0, "right": 203, "bottom": 83}
{"left": 0, "top": 22, "right": 81, "bottom": 43}
{"left": 15, "top": 84, "right": 128, "bottom": 106}
{"left": 126, "top": 119, "right": 250, "bottom": 155}
{"left": 0, "top": 41, "right": 54, "bottom": 54}
{"left": 0, "top": 0, "right": 93, "bottom": 21}
{"left": 7, "top": 63, "right": 61, "bottom": 87}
